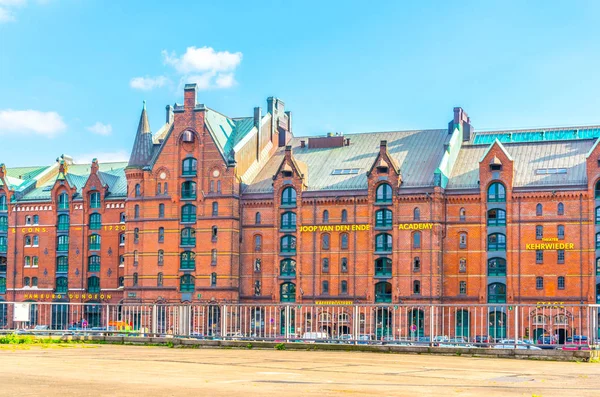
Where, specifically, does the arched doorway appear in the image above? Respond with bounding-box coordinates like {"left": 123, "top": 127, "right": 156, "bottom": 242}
{"left": 408, "top": 308, "right": 425, "bottom": 338}
{"left": 455, "top": 310, "right": 470, "bottom": 339}
{"left": 375, "top": 308, "right": 392, "bottom": 339}
{"left": 489, "top": 311, "right": 506, "bottom": 340}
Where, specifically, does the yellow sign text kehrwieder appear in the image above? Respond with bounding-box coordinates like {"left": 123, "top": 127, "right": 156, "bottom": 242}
{"left": 525, "top": 242, "right": 574, "bottom": 250}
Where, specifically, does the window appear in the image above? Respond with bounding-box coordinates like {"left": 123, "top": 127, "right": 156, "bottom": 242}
{"left": 487, "top": 182, "right": 506, "bottom": 202}
{"left": 321, "top": 234, "right": 330, "bottom": 250}
{"left": 281, "top": 211, "right": 297, "bottom": 230}
{"left": 182, "top": 130, "right": 195, "bottom": 143}
{"left": 0, "top": 215, "right": 7, "bottom": 232}
{"left": 535, "top": 250, "right": 543, "bottom": 264}
{"left": 557, "top": 202, "right": 564, "bottom": 215}
{"left": 89, "top": 234, "right": 101, "bottom": 250}
{"left": 134, "top": 204, "right": 140, "bottom": 219}
{"left": 413, "top": 231, "right": 422, "bottom": 249}
{"left": 55, "top": 277, "right": 68, "bottom": 294}
{"left": 118, "top": 277, "right": 124, "bottom": 288}
{"left": 24, "top": 256, "right": 31, "bottom": 267}
{"left": 254, "top": 281, "right": 261, "bottom": 295}
{"left": 56, "top": 256, "right": 68, "bottom": 272}
{"left": 0, "top": 195, "right": 6, "bottom": 211}
{"left": 375, "top": 183, "right": 392, "bottom": 203}
{"left": 212, "top": 202, "right": 218, "bottom": 216}
{"left": 157, "top": 273, "right": 163, "bottom": 287}
{"left": 487, "top": 233, "right": 506, "bottom": 251}
{"left": 211, "top": 249, "right": 217, "bottom": 264}
{"left": 459, "top": 258, "right": 466, "bottom": 273}
{"left": 88, "top": 255, "right": 100, "bottom": 272}
{"left": 557, "top": 225, "right": 565, "bottom": 240}
{"left": 488, "top": 257, "right": 506, "bottom": 276}
{"left": 57, "top": 214, "right": 69, "bottom": 231}
{"left": 181, "top": 204, "right": 196, "bottom": 223}
{"left": 597, "top": 258, "right": 600, "bottom": 275}
{"left": 209, "top": 180, "right": 214, "bottom": 193}
{"left": 322, "top": 281, "right": 329, "bottom": 295}
{"left": 254, "top": 235, "right": 262, "bottom": 252}
{"left": 459, "top": 281, "right": 467, "bottom": 295}
{"left": 133, "top": 250, "right": 139, "bottom": 265}
{"left": 536, "top": 203, "right": 543, "bottom": 216}
{"left": 341, "top": 209, "right": 348, "bottom": 222}
{"left": 25, "top": 236, "right": 32, "bottom": 246}
{"left": 25, "top": 216, "right": 31, "bottom": 226}
{"left": 182, "top": 157, "right": 198, "bottom": 176}
{"left": 159, "top": 204, "right": 165, "bottom": 218}
{"left": 24, "top": 277, "right": 30, "bottom": 287}
{"left": 322, "top": 258, "right": 329, "bottom": 273}
{"left": 331, "top": 168, "right": 360, "bottom": 175}
{"left": 33, "top": 215, "right": 39, "bottom": 225}
{"left": 375, "top": 233, "right": 392, "bottom": 252}
{"left": 58, "top": 192, "right": 69, "bottom": 210}
{"left": 597, "top": 233, "right": 600, "bottom": 249}
{"left": 32, "top": 277, "right": 38, "bottom": 287}
{"left": 459, "top": 232, "right": 467, "bottom": 249}
{"left": 487, "top": 282, "right": 506, "bottom": 303}
{"left": 413, "top": 256, "right": 421, "bottom": 272}
{"left": 119, "top": 255, "right": 124, "bottom": 267}
{"left": 181, "top": 181, "right": 196, "bottom": 199}
{"left": 120, "top": 212, "right": 126, "bottom": 223}
{"left": 89, "top": 213, "right": 101, "bottom": 230}
{"left": 180, "top": 275, "right": 195, "bottom": 292}
{"left": 180, "top": 251, "right": 195, "bottom": 269}
{"left": 0, "top": 277, "right": 5, "bottom": 293}
{"left": 132, "top": 273, "right": 139, "bottom": 286}
{"left": 487, "top": 209, "right": 506, "bottom": 226}
{"left": 536, "top": 225, "right": 543, "bottom": 240}
{"left": 557, "top": 249, "right": 565, "bottom": 264}
{"left": 157, "top": 183, "right": 161, "bottom": 195}
{"left": 280, "top": 258, "right": 296, "bottom": 277}
{"left": 90, "top": 192, "right": 101, "bottom": 209}
{"left": 33, "top": 236, "right": 39, "bottom": 246}
{"left": 134, "top": 228, "right": 140, "bottom": 244}
{"left": 255, "top": 212, "right": 261, "bottom": 225}
{"left": 413, "top": 280, "right": 421, "bottom": 295}
{"left": 164, "top": 183, "right": 168, "bottom": 194}
{"left": 135, "top": 184, "right": 141, "bottom": 197}
{"left": 31, "top": 256, "right": 38, "bottom": 267}
{"left": 0, "top": 236, "right": 5, "bottom": 252}
{"left": 57, "top": 235, "right": 69, "bottom": 251}
{"left": 119, "top": 233, "right": 125, "bottom": 246}
{"left": 340, "top": 233, "right": 349, "bottom": 249}
{"left": 375, "top": 257, "right": 392, "bottom": 276}
{"left": 280, "top": 282, "right": 296, "bottom": 302}
{"left": 281, "top": 235, "right": 296, "bottom": 253}
{"left": 158, "top": 227, "right": 164, "bottom": 243}
{"left": 211, "top": 272, "right": 217, "bottom": 287}
{"left": 217, "top": 181, "right": 221, "bottom": 193}
{"left": 374, "top": 282, "right": 391, "bottom": 303}
{"left": 375, "top": 209, "right": 393, "bottom": 228}
{"left": 413, "top": 207, "right": 420, "bottom": 221}
{"left": 341, "top": 280, "right": 348, "bottom": 295}
{"left": 180, "top": 227, "right": 196, "bottom": 246}
{"left": 281, "top": 187, "right": 297, "bottom": 206}
{"left": 536, "top": 277, "right": 544, "bottom": 290}
{"left": 322, "top": 210, "right": 329, "bottom": 223}
{"left": 459, "top": 208, "right": 466, "bottom": 222}
{"left": 87, "top": 276, "right": 100, "bottom": 293}
{"left": 341, "top": 257, "right": 348, "bottom": 273}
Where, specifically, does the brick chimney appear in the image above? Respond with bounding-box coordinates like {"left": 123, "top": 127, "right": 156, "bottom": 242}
{"left": 165, "top": 105, "right": 174, "bottom": 124}
{"left": 380, "top": 140, "right": 387, "bottom": 155}
{"left": 184, "top": 83, "right": 197, "bottom": 109}
{"left": 448, "top": 107, "right": 473, "bottom": 142}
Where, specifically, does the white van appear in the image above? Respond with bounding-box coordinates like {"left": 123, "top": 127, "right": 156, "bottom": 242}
{"left": 301, "top": 332, "right": 329, "bottom": 343}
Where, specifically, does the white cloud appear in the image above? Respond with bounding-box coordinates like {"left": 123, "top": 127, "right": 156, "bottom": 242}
{"left": 0, "top": 0, "right": 36, "bottom": 24}
{"left": 162, "top": 46, "right": 242, "bottom": 74}
{"left": 87, "top": 121, "right": 112, "bottom": 136}
{"left": 215, "top": 73, "right": 236, "bottom": 88}
{"left": 0, "top": 109, "right": 66, "bottom": 136}
{"left": 75, "top": 150, "right": 130, "bottom": 164}
{"left": 130, "top": 75, "right": 169, "bottom": 91}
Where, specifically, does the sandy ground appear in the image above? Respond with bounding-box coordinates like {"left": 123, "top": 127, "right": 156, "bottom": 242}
{"left": 0, "top": 344, "right": 598, "bottom": 396}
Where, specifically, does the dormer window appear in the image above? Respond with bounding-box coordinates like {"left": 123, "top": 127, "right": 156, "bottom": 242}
{"left": 490, "top": 156, "right": 502, "bottom": 171}
{"left": 377, "top": 166, "right": 388, "bottom": 174}
{"left": 281, "top": 163, "right": 293, "bottom": 178}
{"left": 182, "top": 130, "right": 195, "bottom": 143}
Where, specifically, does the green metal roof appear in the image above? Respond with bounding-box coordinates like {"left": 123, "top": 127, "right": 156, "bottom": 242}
{"left": 473, "top": 126, "right": 600, "bottom": 145}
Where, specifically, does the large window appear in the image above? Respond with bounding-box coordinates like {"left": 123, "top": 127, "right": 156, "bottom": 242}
{"left": 375, "top": 233, "right": 392, "bottom": 252}
{"left": 0, "top": 277, "right": 5, "bottom": 293}
{"left": 487, "top": 209, "right": 506, "bottom": 226}
{"left": 321, "top": 234, "right": 330, "bottom": 250}
{"left": 280, "top": 282, "right": 296, "bottom": 302}
{"left": 413, "top": 207, "right": 420, "bottom": 221}
{"left": 56, "top": 256, "right": 68, "bottom": 273}
{"left": 487, "top": 233, "right": 506, "bottom": 251}
{"left": 340, "top": 233, "right": 349, "bottom": 249}
{"left": 281, "top": 235, "right": 296, "bottom": 254}
{"left": 487, "top": 283, "right": 506, "bottom": 303}
{"left": 375, "top": 183, "right": 392, "bottom": 204}
{"left": 87, "top": 276, "right": 100, "bottom": 293}
{"left": 182, "top": 157, "right": 198, "bottom": 176}
{"left": 180, "top": 275, "right": 195, "bottom": 292}
{"left": 181, "top": 227, "right": 196, "bottom": 246}
{"left": 135, "top": 184, "right": 141, "bottom": 197}
{"left": 181, "top": 204, "right": 196, "bottom": 223}
{"left": 322, "top": 210, "right": 329, "bottom": 223}
{"left": 375, "top": 257, "right": 392, "bottom": 277}
{"left": 56, "top": 277, "right": 68, "bottom": 294}
{"left": 375, "top": 282, "right": 392, "bottom": 303}
{"left": 58, "top": 192, "right": 69, "bottom": 210}
{"left": 57, "top": 235, "right": 69, "bottom": 251}
{"left": 281, "top": 187, "right": 297, "bottom": 206}
{"left": 88, "top": 234, "right": 101, "bottom": 250}
{"left": 0, "top": 236, "right": 6, "bottom": 253}
{"left": 375, "top": 209, "right": 393, "bottom": 228}
{"left": 57, "top": 214, "right": 69, "bottom": 231}
{"left": 88, "top": 255, "right": 100, "bottom": 272}
{"left": 0, "top": 215, "right": 7, "bottom": 232}
{"left": 89, "top": 213, "right": 101, "bottom": 230}
{"left": 181, "top": 181, "right": 196, "bottom": 199}
{"left": 280, "top": 259, "right": 296, "bottom": 277}
{"left": 90, "top": 192, "right": 101, "bottom": 209}
{"left": 488, "top": 257, "right": 506, "bottom": 276}
{"left": 413, "top": 231, "right": 421, "bottom": 249}
{"left": 557, "top": 225, "right": 565, "bottom": 240}
{"left": 557, "top": 202, "right": 564, "bottom": 215}
{"left": 180, "top": 251, "right": 195, "bottom": 270}
{"left": 487, "top": 182, "right": 506, "bottom": 202}
{"left": 281, "top": 211, "right": 297, "bottom": 230}
{"left": 0, "top": 195, "right": 6, "bottom": 211}
{"left": 536, "top": 203, "right": 543, "bottom": 216}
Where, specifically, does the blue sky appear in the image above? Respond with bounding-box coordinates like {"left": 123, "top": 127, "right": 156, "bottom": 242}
{"left": 1, "top": 0, "right": 600, "bottom": 166}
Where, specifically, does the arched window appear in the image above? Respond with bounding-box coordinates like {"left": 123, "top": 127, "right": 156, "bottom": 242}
{"left": 158, "top": 204, "right": 165, "bottom": 218}
{"left": 536, "top": 203, "right": 543, "bottom": 216}
{"left": 322, "top": 281, "right": 329, "bottom": 295}
{"left": 164, "top": 182, "right": 168, "bottom": 194}
{"left": 596, "top": 257, "right": 600, "bottom": 275}
{"left": 181, "top": 181, "right": 196, "bottom": 199}
{"left": 413, "top": 256, "right": 421, "bottom": 271}
{"left": 134, "top": 228, "right": 140, "bottom": 243}
{"left": 280, "top": 282, "right": 296, "bottom": 302}
{"left": 89, "top": 213, "right": 101, "bottom": 230}
{"left": 322, "top": 258, "right": 329, "bottom": 272}
{"left": 182, "top": 130, "right": 195, "bottom": 143}
{"left": 180, "top": 251, "right": 195, "bottom": 269}
{"left": 217, "top": 180, "right": 221, "bottom": 193}
{"left": 120, "top": 212, "right": 125, "bottom": 223}
{"left": 255, "top": 212, "right": 261, "bottom": 225}
{"left": 181, "top": 204, "right": 196, "bottom": 223}
{"left": 375, "top": 183, "right": 392, "bottom": 203}
{"left": 374, "top": 282, "right": 391, "bottom": 303}
{"left": 32, "top": 256, "right": 38, "bottom": 267}
{"left": 375, "top": 257, "right": 392, "bottom": 276}
{"left": 58, "top": 192, "right": 69, "bottom": 210}
{"left": 181, "top": 227, "right": 196, "bottom": 246}
{"left": 89, "top": 192, "right": 101, "bottom": 208}
{"left": 211, "top": 272, "right": 217, "bottom": 287}
{"left": 180, "top": 275, "right": 195, "bottom": 292}
{"left": 487, "top": 182, "right": 506, "bottom": 202}
{"left": 596, "top": 232, "right": 600, "bottom": 249}
{"left": 375, "top": 209, "right": 393, "bottom": 228}
{"left": 118, "top": 277, "right": 124, "bottom": 287}
{"left": 87, "top": 276, "right": 100, "bottom": 293}
{"left": 182, "top": 158, "right": 198, "bottom": 176}
{"left": 209, "top": 180, "right": 215, "bottom": 193}
{"left": 24, "top": 277, "right": 30, "bottom": 287}
{"left": 211, "top": 226, "right": 218, "bottom": 241}
{"left": 340, "top": 233, "right": 349, "bottom": 249}
{"left": 88, "top": 255, "right": 100, "bottom": 272}
{"left": 281, "top": 187, "right": 297, "bottom": 206}
{"left": 596, "top": 207, "right": 600, "bottom": 224}
{"left": 88, "top": 234, "right": 101, "bottom": 250}
{"left": 487, "top": 233, "right": 506, "bottom": 251}
{"left": 158, "top": 249, "right": 164, "bottom": 265}
{"left": 459, "top": 208, "right": 466, "bottom": 222}
{"left": 413, "top": 207, "right": 420, "bottom": 221}
{"left": 375, "top": 233, "right": 392, "bottom": 252}
{"left": 413, "top": 231, "right": 421, "bottom": 248}
{"left": 157, "top": 273, "right": 163, "bottom": 287}
{"left": 212, "top": 202, "right": 218, "bottom": 216}
{"left": 134, "top": 204, "right": 140, "bottom": 219}
{"left": 557, "top": 202, "right": 564, "bottom": 215}
{"left": 487, "top": 208, "right": 506, "bottom": 226}
{"left": 119, "top": 233, "right": 125, "bottom": 246}
{"left": 24, "top": 235, "right": 32, "bottom": 246}
{"left": 135, "top": 184, "right": 141, "bottom": 197}
{"left": 341, "top": 280, "right": 348, "bottom": 295}
{"left": 280, "top": 235, "right": 296, "bottom": 254}
{"left": 413, "top": 280, "right": 421, "bottom": 295}
{"left": 157, "top": 183, "right": 161, "bottom": 195}
{"left": 488, "top": 257, "right": 506, "bottom": 276}
{"left": 459, "top": 232, "right": 467, "bottom": 249}
{"left": 322, "top": 210, "right": 329, "bottom": 223}
{"left": 280, "top": 259, "right": 296, "bottom": 277}
{"left": 488, "top": 283, "right": 506, "bottom": 303}
{"left": 281, "top": 211, "right": 297, "bottom": 230}
{"left": 321, "top": 233, "right": 330, "bottom": 250}
{"left": 341, "top": 209, "right": 348, "bottom": 223}
{"left": 536, "top": 225, "right": 543, "bottom": 239}
{"left": 33, "top": 215, "right": 39, "bottom": 225}
{"left": 24, "top": 256, "right": 31, "bottom": 267}
{"left": 254, "top": 235, "right": 262, "bottom": 252}
{"left": 211, "top": 249, "right": 217, "bottom": 264}
{"left": 158, "top": 227, "right": 164, "bottom": 243}
{"left": 459, "top": 258, "right": 467, "bottom": 273}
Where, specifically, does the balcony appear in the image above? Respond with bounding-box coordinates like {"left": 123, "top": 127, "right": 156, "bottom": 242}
{"left": 181, "top": 189, "right": 197, "bottom": 200}
{"left": 181, "top": 214, "right": 196, "bottom": 223}
{"left": 375, "top": 293, "right": 392, "bottom": 303}
{"left": 374, "top": 245, "right": 392, "bottom": 255}
{"left": 180, "top": 261, "right": 195, "bottom": 270}
{"left": 88, "top": 286, "right": 100, "bottom": 294}
{"left": 56, "top": 264, "right": 69, "bottom": 273}
{"left": 488, "top": 294, "right": 506, "bottom": 304}
{"left": 488, "top": 265, "right": 506, "bottom": 277}
{"left": 57, "top": 243, "right": 69, "bottom": 252}
{"left": 180, "top": 238, "right": 196, "bottom": 247}
{"left": 89, "top": 222, "right": 101, "bottom": 230}
{"left": 0, "top": 245, "right": 6, "bottom": 253}
{"left": 89, "top": 243, "right": 101, "bottom": 251}
{"left": 57, "top": 222, "right": 70, "bottom": 231}
{"left": 374, "top": 269, "right": 392, "bottom": 278}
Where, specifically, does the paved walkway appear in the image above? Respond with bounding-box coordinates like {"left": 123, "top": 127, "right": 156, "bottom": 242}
{"left": 0, "top": 345, "right": 598, "bottom": 396}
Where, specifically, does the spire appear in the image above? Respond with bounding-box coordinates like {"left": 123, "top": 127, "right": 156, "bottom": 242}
{"left": 128, "top": 101, "right": 154, "bottom": 168}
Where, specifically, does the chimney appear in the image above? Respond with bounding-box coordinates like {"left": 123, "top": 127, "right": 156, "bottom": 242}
{"left": 254, "top": 107, "right": 262, "bottom": 128}
{"left": 449, "top": 107, "right": 473, "bottom": 142}
{"left": 184, "top": 83, "right": 197, "bottom": 109}
{"left": 285, "top": 145, "right": 292, "bottom": 160}
{"left": 380, "top": 140, "right": 387, "bottom": 155}
{"left": 285, "top": 111, "right": 292, "bottom": 133}
{"left": 165, "top": 105, "right": 174, "bottom": 124}
{"left": 300, "top": 140, "right": 306, "bottom": 148}
{"left": 254, "top": 107, "right": 262, "bottom": 161}
{"left": 345, "top": 138, "right": 350, "bottom": 146}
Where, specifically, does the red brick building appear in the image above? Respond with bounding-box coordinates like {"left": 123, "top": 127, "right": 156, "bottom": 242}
{"left": 1, "top": 84, "right": 600, "bottom": 314}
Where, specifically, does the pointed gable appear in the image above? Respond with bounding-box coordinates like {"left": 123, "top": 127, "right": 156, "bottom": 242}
{"left": 128, "top": 101, "right": 154, "bottom": 168}
{"left": 367, "top": 140, "right": 402, "bottom": 181}
{"left": 272, "top": 145, "right": 308, "bottom": 187}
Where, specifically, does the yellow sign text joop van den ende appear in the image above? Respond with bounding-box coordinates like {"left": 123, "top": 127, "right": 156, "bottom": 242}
{"left": 299, "top": 224, "right": 370, "bottom": 232}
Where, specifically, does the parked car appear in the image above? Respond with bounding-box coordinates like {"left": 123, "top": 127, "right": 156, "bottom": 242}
{"left": 473, "top": 335, "right": 491, "bottom": 347}
{"left": 301, "top": 332, "right": 329, "bottom": 343}
{"left": 493, "top": 339, "right": 541, "bottom": 350}
{"left": 561, "top": 344, "right": 591, "bottom": 351}
{"left": 440, "top": 337, "right": 473, "bottom": 348}
{"left": 356, "top": 334, "right": 374, "bottom": 345}
{"left": 566, "top": 335, "right": 588, "bottom": 345}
